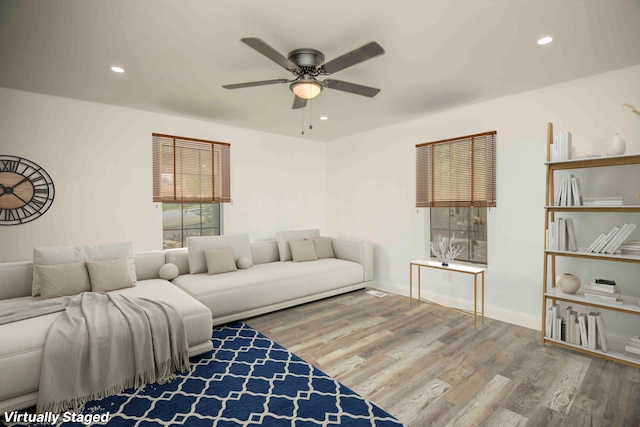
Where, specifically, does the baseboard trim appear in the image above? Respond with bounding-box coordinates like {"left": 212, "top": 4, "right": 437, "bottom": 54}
{"left": 372, "top": 281, "right": 540, "bottom": 331}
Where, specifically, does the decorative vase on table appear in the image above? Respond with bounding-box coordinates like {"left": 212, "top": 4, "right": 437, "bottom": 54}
{"left": 556, "top": 273, "right": 581, "bottom": 294}
{"left": 607, "top": 133, "right": 626, "bottom": 156}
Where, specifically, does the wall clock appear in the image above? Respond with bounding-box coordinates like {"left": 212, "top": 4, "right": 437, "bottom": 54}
{"left": 0, "top": 155, "right": 55, "bottom": 225}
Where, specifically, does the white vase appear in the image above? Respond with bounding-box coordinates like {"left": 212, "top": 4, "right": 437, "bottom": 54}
{"left": 607, "top": 133, "right": 626, "bottom": 156}
{"left": 556, "top": 273, "right": 581, "bottom": 294}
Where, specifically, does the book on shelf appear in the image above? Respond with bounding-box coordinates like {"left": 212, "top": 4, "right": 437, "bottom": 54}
{"left": 578, "top": 313, "right": 588, "bottom": 348}
{"left": 570, "top": 177, "right": 583, "bottom": 206}
{"left": 624, "top": 341, "right": 640, "bottom": 355}
{"left": 566, "top": 218, "right": 578, "bottom": 251}
{"left": 585, "top": 282, "right": 619, "bottom": 294}
{"left": 628, "top": 336, "right": 640, "bottom": 346}
{"left": 587, "top": 223, "right": 637, "bottom": 254}
{"left": 587, "top": 312, "right": 597, "bottom": 350}
{"left": 593, "top": 312, "right": 608, "bottom": 353}
{"left": 550, "top": 131, "right": 572, "bottom": 161}
{"left": 583, "top": 196, "right": 624, "bottom": 206}
{"left": 565, "top": 306, "right": 573, "bottom": 343}
{"left": 594, "top": 278, "right": 616, "bottom": 285}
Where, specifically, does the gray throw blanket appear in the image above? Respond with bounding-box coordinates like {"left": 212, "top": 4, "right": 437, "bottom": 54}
{"left": 35, "top": 292, "right": 190, "bottom": 413}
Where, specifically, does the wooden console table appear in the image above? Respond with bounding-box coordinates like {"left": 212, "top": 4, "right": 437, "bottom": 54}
{"left": 409, "top": 259, "right": 486, "bottom": 328}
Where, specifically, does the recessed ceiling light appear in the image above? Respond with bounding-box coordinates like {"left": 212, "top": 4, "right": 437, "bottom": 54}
{"left": 320, "top": 116, "right": 328, "bottom": 121}
{"left": 537, "top": 36, "right": 553, "bottom": 45}
{"left": 110, "top": 66, "right": 125, "bottom": 73}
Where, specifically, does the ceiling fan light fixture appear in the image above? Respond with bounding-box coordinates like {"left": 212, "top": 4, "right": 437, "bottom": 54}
{"left": 290, "top": 80, "right": 323, "bottom": 100}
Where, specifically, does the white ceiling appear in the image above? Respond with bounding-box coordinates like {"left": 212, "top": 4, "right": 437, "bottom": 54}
{"left": 1, "top": 0, "right": 639, "bottom": 142}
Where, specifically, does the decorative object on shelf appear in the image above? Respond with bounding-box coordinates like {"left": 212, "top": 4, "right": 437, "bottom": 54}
{"left": 0, "top": 155, "right": 55, "bottom": 225}
{"left": 606, "top": 133, "right": 626, "bottom": 156}
{"left": 430, "top": 233, "right": 463, "bottom": 266}
{"left": 556, "top": 273, "right": 581, "bottom": 294}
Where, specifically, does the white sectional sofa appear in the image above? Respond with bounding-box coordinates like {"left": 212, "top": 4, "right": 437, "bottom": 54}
{"left": 0, "top": 230, "right": 373, "bottom": 413}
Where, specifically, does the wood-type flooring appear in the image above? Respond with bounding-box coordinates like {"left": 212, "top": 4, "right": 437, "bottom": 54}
{"left": 246, "top": 288, "right": 640, "bottom": 427}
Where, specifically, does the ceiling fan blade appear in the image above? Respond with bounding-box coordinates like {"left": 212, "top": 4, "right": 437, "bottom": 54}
{"left": 321, "top": 41, "right": 385, "bottom": 74}
{"left": 222, "top": 79, "right": 290, "bottom": 89}
{"left": 292, "top": 96, "right": 307, "bottom": 109}
{"left": 241, "top": 38, "right": 299, "bottom": 71}
{"left": 323, "top": 79, "right": 381, "bottom": 97}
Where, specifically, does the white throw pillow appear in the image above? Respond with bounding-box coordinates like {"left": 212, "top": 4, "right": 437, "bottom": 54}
{"left": 289, "top": 240, "right": 318, "bottom": 262}
{"left": 159, "top": 263, "right": 180, "bottom": 280}
{"left": 32, "top": 242, "right": 137, "bottom": 296}
{"left": 312, "top": 237, "right": 335, "bottom": 259}
{"left": 236, "top": 257, "right": 251, "bottom": 269}
{"left": 36, "top": 261, "right": 91, "bottom": 299}
{"left": 187, "top": 234, "right": 253, "bottom": 274}
{"left": 86, "top": 258, "right": 136, "bottom": 292}
{"left": 276, "top": 229, "right": 320, "bottom": 262}
{"left": 204, "top": 248, "right": 238, "bottom": 275}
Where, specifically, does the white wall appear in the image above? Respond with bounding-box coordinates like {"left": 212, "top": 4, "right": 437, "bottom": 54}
{"left": 326, "top": 64, "right": 640, "bottom": 330}
{"left": 0, "top": 88, "right": 327, "bottom": 262}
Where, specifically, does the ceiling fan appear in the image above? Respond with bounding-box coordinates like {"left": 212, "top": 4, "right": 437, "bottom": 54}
{"left": 222, "top": 38, "right": 385, "bottom": 109}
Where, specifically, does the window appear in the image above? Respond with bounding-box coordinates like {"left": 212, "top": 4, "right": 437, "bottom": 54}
{"left": 162, "top": 203, "right": 221, "bottom": 249}
{"left": 416, "top": 131, "right": 496, "bottom": 265}
{"left": 429, "top": 207, "right": 487, "bottom": 264}
{"left": 152, "top": 134, "right": 231, "bottom": 249}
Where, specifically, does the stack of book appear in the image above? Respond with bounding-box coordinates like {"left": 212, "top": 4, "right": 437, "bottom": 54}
{"left": 545, "top": 305, "right": 608, "bottom": 352}
{"left": 620, "top": 240, "right": 640, "bottom": 256}
{"left": 550, "top": 131, "right": 572, "bottom": 161}
{"left": 583, "top": 196, "right": 624, "bottom": 206}
{"left": 624, "top": 336, "right": 640, "bottom": 358}
{"left": 583, "top": 280, "right": 623, "bottom": 305}
{"left": 546, "top": 217, "right": 578, "bottom": 251}
{"left": 553, "top": 174, "right": 583, "bottom": 206}
{"left": 587, "top": 223, "right": 637, "bottom": 254}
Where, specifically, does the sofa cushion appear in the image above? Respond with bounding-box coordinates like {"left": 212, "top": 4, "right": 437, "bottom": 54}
{"left": 188, "top": 234, "right": 253, "bottom": 274}
{"left": 289, "top": 240, "right": 318, "bottom": 262}
{"left": 204, "top": 248, "right": 238, "bottom": 275}
{"left": 36, "top": 262, "right": 91, "bottom": 299}
{"left": 312, "top": 238, "right": 335, "bottom": 259}
{"left": 276, "top": 229, "right": 320, "bottom": 262}
{"left": 172, "top": 258, "right": 363, "bottom": 319}
{"left": 86, "top": 258, "right": 136, "bottom": 292}
{"left": 236, "top": 257, "right": 251, "bottom": 269}
{"left": 32, "top": 242, "right": 136, "bottom": 296}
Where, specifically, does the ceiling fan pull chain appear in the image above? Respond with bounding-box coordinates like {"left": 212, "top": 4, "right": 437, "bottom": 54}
{"left": 309, "top": 98, "right": 313, "bottom": 130}
{"left": 301, "top": 104, "right": 305, "bottom": 135}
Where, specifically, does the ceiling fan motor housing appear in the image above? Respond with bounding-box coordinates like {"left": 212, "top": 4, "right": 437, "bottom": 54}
{"left": 288, "top": 48, "right": 325, "bottom": 68}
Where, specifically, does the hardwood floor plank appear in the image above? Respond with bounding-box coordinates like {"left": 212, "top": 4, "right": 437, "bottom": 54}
{"left": 245, "top": 289, "right": 640, "bottom": 427}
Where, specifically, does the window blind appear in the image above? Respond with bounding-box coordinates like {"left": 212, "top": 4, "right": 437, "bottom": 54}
{"left": 416, "top": 131, "right": 496, "bottom": 208}
{"left": 152, "top": 133, "right": 231, "bottom": 203}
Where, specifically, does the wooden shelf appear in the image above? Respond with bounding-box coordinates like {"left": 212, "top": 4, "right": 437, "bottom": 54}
{"left": 545, "top": 205, "right": 640, "bottom": 213}
{"left": 544, "top": 287, "right": 640, "bottom": 314}
{"left": 544, "top": 249, "right": 640, "bottom": 263}
{"left": 541, "top": 122, "right": 640, "bottom": 368}
{"left": 545, "top": 153, "right": 640, "bottom": 170}
{"left": 543, "top": 337, "right": 640, "bottom": 368}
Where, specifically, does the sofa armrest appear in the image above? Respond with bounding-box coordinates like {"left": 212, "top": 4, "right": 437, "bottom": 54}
{"left": 331, "top": 238, "right": 373, "bottom": 282}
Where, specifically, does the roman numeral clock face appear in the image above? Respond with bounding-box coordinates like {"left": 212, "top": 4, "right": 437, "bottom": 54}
{"left": 0, "top": 155, "right": 55, "bottom": 225}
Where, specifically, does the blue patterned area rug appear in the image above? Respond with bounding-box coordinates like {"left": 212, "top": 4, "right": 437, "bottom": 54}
{"left": 3, "top": 322, "right": 405, "bottom": 427}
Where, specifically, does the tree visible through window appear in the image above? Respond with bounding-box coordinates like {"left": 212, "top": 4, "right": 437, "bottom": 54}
{"left": 162, "top": 203, "right": 221, "bottom": 249}
{"left": 429, "top": 207, "right": 487, "bottom": 264}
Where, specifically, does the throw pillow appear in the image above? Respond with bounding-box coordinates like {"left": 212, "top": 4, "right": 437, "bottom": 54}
{"left": 159, "top": 263, "right": 180, "bottom": 280}
{"left": 236, "top": 257, "right": 251, "bottom": 269}
{"left": 289, "top": 239, "right": 318, "bottom": 262}
{"left": 187, "top": 234, "right": 253, "bottom": 274}
{"left": 312, "top": 237, "right": 335, "bottom": 259}
{"left": 36, "top": 261, "right": 91, "bottom": 299}
{"left": 276, "top": 229, "right": 320, "bottom": 262}
{"left": 32, "top": 242, "right": 136, "bottom": 296}
{"left": 204, "top": 248, "right": 238, "bottom": 275}
{"left": 86, "top": 257, "right": 136, "bottom": 292}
